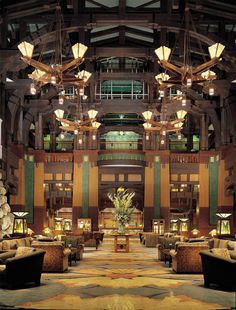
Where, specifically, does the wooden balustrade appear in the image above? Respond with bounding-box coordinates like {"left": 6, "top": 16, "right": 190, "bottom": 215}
{"left": 170, "top": 153, "right": 199, "bottom": 163}
{"left": 45, "top": 153, "right": 73, "bottom": 163}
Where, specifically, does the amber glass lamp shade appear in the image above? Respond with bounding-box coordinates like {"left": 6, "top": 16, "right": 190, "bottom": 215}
{"left": 54, "top": 217, "right": 63, "bottom": 231}
{"left": 12, "top": 212, "right": 29, "bottom": 234}
{"left": 170, "top": 219, "right": 179, "bottom": 232}
{"left": 179, "top": 218, "right": 188, "bottom": 232}
{"left": 216, "top": 213, "right": 231, "bottom": 235}
{"left": 64, "top": 219, "right": 72, "bottom": 231}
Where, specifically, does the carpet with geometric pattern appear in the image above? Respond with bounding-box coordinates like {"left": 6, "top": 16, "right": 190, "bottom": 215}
{"left": 0, "top": 237, "right": 235, "bottom": 309}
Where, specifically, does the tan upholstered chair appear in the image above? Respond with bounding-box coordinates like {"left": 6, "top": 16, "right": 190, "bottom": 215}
{"left": 144, "top": 233, "right": 160, "bottom": 247}
{"left": 32, "top": 241, "right": 71, "bottom": 272}
{"left": 156, "top": 236, "right": 183, "bottom": 261}
{"left": 61, "top": 235, "right": 84, "bottom": 260}
{"left": 170, "top": 242, "right": 209, "bottom": 273}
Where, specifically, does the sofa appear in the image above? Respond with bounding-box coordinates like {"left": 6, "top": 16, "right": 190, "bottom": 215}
{"left": 170, "top": 242, "right": 209, "bottom": 273}
{"left": 200, "top": 249, "right": 236, "bottom": 290}
{"left": 0, "top": 247, "right": 45, "bottom": 289}
{"left": 0, "top": 237, "right": 32, "bottom": 251}
{"left": 32, "top": 241, "right": 71, "bottom": 272}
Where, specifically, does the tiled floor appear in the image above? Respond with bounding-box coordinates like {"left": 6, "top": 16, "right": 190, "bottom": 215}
{"left": 0, "top": 237, "right": 235, "bottom": 309}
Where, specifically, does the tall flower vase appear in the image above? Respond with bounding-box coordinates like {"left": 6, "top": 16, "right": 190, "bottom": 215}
{"left": 117, "top": 222, "right": 126, "bottom": 234}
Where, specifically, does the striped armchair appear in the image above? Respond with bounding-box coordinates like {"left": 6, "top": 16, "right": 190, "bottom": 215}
{"left": 32, "top": 241, "right": 71, "bottom": 272}
{"left": 170, "top": 242, "right": 209, "bottom": 273}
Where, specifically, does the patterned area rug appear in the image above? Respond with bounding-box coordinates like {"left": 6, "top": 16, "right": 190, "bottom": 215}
{"left": 0, "top": 237, "right": 235, "bottom": 309}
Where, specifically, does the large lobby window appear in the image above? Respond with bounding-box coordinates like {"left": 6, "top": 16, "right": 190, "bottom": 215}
{"left": 97, "top": 80, "right": 148, "bottom": 100}
{"left": 100, "top": 131, "right": 142, "bottom": 150}
{"left": 98, "top": 57, "right": 146, "bottom": 73}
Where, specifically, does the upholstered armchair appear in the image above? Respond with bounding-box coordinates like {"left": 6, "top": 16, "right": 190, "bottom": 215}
{"left": 0, "top": 248, "right": 45, "bottom": 289}
{"left": 156, "top": 236, "right": 184, "bottom": 261}
{"left": 61, "top": 235, "right": 84, "bottom": 260}
{"left": 200, "top": 249, "right": 236, "bottom": 290}
{"left": 170, "top": 242, "right": 209, "bottom": 273}
{"left": 32, "top": 241, "right": 71, "bottom": 272}
{"left": 83, "top": 232, "right": 99, "bottom": 249}
{"left": 144, "top": 233, "right": 160, "bottom": 248}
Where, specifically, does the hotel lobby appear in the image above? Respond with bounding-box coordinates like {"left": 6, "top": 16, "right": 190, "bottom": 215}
{"left": 0, "top": 0, "right": 236, "bottom": 309}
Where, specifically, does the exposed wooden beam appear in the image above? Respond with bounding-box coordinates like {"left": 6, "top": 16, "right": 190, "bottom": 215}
{"left": 6, "top": 3, "right": 58, "bottom": 20}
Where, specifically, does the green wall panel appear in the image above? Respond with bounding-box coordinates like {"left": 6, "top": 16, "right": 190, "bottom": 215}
{"left": 154, "top": 156, "right": 161, "bottom": 218}
{"left": 82, "top": 155, "right": 89, "bottom": 218}
{"left": 25, "top": 158, "right": 34, "bottom": 224}
{"left": 209, "top": 156, "right": 219, "bottom": 225}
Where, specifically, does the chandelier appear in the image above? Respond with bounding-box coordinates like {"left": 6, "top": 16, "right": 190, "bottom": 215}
{"left": 54, "top": 95, "right": 101, "bottom": 135}
{"left": 154, "top": 9, "right": 225, "bottom": 96}
{"left": 17, "top": 5, "right": 90, "bottom": 89}
{"left": 142, "top": 109, "right": 186, "bottom": 136}
{"left": 155, "top": 43, "right": 224, "bottom": 91}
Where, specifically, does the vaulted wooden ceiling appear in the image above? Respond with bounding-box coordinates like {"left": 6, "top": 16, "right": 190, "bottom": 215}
{"left": 1, "top": 0, "right": 236, "bottom": 130}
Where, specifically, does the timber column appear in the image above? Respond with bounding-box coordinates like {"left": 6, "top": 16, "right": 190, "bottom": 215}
{"left": 144, "top": 151, "right": 170, "bottom": 231}
{"left": 144, "top": 152, "right": 154, "bottom": 231}
{"left": 31, "top": 150, "right": 46, "bottom": 233}
{"left": 10, "top": 149, "right": 46, "bottom": 233}
{"left": 198, "top": 151, "right": 221, "bottom": 235}
{"left": 198, "top": 152, "right": 210, "bottom": 235}
{"left": 160, "top": 151, "right": 171, "bottom": 230}
{"left": 218, "top": 155, "right": 233, "bottom": 229}
{"left": 73, "top": 150, "right": 98, "bottom": 231}
{"left": 10, "top": 147, "right": 25, "bottom": 212}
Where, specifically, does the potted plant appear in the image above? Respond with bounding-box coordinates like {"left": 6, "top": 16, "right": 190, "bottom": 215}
{"left": 108, "top": 189, "right": 135, "bottom": 233}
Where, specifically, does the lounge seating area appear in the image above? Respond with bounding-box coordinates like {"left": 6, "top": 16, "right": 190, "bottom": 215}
{"left": 0, "top": 235, "right": 235, "bottom": 309}
{"left": 139, "top": 234, "right": 236, "bottom": 279}
{"left": 2, "top": 0, "right": 236, "bottom": 308}
{"left": 0, "top": 233, "right": 103, "bottom": 275}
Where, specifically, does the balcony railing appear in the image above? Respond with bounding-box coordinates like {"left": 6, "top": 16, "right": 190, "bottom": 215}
{"left": 45, "top": 153, "right": 73, "bottom": 163}
{"left": 100, "top": 141, "right": 143, "bottom": 151}
{"left": 170, "top": 153, "right": 200, "bottom": 163}
{"left": 98, "top": 152, "right": 145, "bottom": 161}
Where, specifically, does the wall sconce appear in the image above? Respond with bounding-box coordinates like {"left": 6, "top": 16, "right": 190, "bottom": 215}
{"left": 12, "top": 212, "right": 29, "bottom": 235}
{"left": 170, "top": 219, "right": 179, "bottom": 232}
{"left": 179, "top": 218, "right": 189, "bottom": 233}
{"left": 216, "top": 212, "right": 231, "bottom": 235}
{"left": 63, "top": 218, "right": 72, "bottom": 232}
{"left": 54, "top": 217, "right": 63, "bottom": 231}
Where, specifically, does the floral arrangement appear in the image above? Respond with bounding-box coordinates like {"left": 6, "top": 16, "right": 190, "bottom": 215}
{"left": 108, "top": 189, "right": 135, "bottom": 232}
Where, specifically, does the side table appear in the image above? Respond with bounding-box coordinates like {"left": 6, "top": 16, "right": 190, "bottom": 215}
{"left": 113, "top": 234, "right": 130, "bottom": 253}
